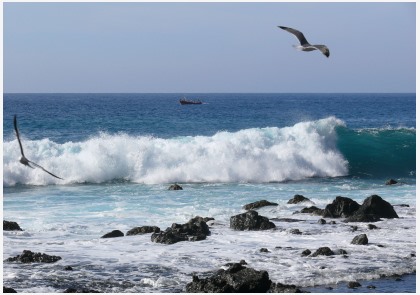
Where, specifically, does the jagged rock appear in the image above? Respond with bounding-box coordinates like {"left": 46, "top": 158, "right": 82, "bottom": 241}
{"left": 310, "top": 247, "right": 335, "bottom": 257}
{"left": 185, "top": 263, "right": 272, "bottom": 293}
{"left": 230, "top": 210, "right": 275, "bottom": 231}
{"left": 318, "top": 218, "right": 326, "bottom": 224}
{"left": 367, "top": 224, "right": 378, "bottom": 230}
{"left": 5, "top": 250, "right": 61, "bottom": 263}
{"left": 168, "top": 184, "right": 183, "bottom": 190}
{"left": 3, "top": 220, "right": 23, "bottom": 231}
{"left": 353, "top": 195, "right": 398, "bottom": 219}
{"left": 287, "top": 194, "right": 311, "bottom": 204}
{"left": 3, "top": 286, "right": 17, "bottom": 293}
{"left": 268, "top": 282, "right": 303, "bottom": 293}
{"left": 344, "top": 215, "right": 381, "bottom": 223}
{"left": 347, "top": 281, "right": 361, "bottom": 288}
{"left": 289, "top": 229, "right": 302, "bottom": 235}
{"left": 151, "top": 216, "right": 210, "bottom": 244}
{"left": 386, "top": 179, "right": 398, "bottom": 185}
{"left": 126, "top": 226, "right": 160, "bottom": 236}
{"left": 323, "top": 196, "right": 360, "bottom": 218}
{"left": 101, "top": 230, "right": 124, "bottom": 238}
{"left": 243, "top": 200, "right": 278, "bottom": 210}
{"left": 301, "top": 249, "right": 311, "bottom": 256}
{"left": 351, "top": 234, "right": 368, "bottom": 245}
{"left": 300, "top": 206, "right": 324, "bottom": 215}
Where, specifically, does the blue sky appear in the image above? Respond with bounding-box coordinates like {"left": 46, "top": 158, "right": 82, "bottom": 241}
{"left": 4, "top": 2, "right": 416, "bottom": 93}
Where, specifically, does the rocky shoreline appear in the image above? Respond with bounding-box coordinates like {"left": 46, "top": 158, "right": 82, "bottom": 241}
{"left": 3, "top": 190, "right": 416, "bottom": 293}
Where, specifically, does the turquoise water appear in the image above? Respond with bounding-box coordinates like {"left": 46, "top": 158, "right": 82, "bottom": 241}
{"left": 3, "top": 93, "right": 416, "bottom": 292}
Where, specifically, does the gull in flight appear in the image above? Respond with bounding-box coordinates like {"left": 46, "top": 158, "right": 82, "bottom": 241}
{"left": 14, "top": 115, "right": 63, "bottom": 180}
{"left": 278, "top": 26, "right": 330, "bottom": 58}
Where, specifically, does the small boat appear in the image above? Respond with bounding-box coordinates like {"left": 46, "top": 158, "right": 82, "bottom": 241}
{"left": 179, "top": 97, "right": 203, "bottom": 105}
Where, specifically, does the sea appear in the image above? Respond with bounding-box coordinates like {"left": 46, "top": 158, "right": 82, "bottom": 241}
{"left": 3, "top": 93, "right": 416, "bottom": 293}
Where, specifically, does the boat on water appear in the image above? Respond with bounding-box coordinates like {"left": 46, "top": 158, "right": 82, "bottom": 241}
{"left": 179, "top": 97, "right": 203, "bottom": 105}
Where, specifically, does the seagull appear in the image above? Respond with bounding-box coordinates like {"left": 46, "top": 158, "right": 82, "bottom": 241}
{"left": 13, "top": 115, "right": 63, "bottom": 180}
{"left": 278, "top": 26, "right": 330, "bottom": 58}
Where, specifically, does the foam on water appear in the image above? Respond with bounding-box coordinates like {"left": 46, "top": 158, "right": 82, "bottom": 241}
{"left": 3, "top": 117, "right": 348, "bottom": 186}
{"left": 3, "top": 180, "right": 416, "bottom": 292}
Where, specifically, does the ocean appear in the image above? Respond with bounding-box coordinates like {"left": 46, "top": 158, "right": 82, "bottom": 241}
{"left": 3, "top": 93, "right": 416, "bottom": 292}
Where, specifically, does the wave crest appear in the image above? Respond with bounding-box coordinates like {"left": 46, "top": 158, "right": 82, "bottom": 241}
{"left": 3, "top": 117, "right": 348, "bottom": 186}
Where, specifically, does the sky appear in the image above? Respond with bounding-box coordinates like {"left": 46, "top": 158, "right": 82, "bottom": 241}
{"left": 3, "top": 2, "right": 416, "bottom": 93}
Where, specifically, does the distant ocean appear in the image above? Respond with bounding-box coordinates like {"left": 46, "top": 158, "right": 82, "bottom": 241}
{"left": 3, "top": 93, "right": 416, "bottom": 292}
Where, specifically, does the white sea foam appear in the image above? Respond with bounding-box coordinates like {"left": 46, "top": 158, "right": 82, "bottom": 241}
{"left": 3, "top": 117, "right": 348, "bottom": 186}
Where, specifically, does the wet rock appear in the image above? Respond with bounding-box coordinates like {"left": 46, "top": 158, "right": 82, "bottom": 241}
{"left": 3, "top": 220, "right": 23, "bottom": 231}
{"left": 350, "top": 225, "right": 358, "bottom": 232}
{"left": 329, "top": 221, "right": 336, "bottom": 224}
{"left": 126, "top": 226, "right": 160, "bottom": 236}
{"left": 289, "top": 229, "right": 302, "bottom": 235}
{"left": 347, "top": 281, "right": 361, "bottom": 289}
{"left": 351, "top": 234, "right": 368, "bottom": 245}
{"left": 367, "top": 285, "right": 376, "bottom": 289}
{"left": 185, "top": 263, "right": 272, "bottom": 293}
{"left": 393, "top": 204, "right": 409, "bottom": 207}
{"left": 168, "top": 183, "right": 183, "bottom": 190}
{"left": 5, "top": 250, "right": 61, "bottom": 263}
{"left": 101, "top": 230, "right": 124, "bottom": 238}
{"left": 318, "top": 218, "right": 326, "bottom": 224}
{"left": 151, "top": 216, "right": 210, "bottom": 244}
{"left": 270, "top": 218, "right": 304, "bottom": 223}
{"left": 367, "top": 224, "right": 378, "bottom": 230}
{"left": 230, "top": 210, "right": 275, "bottom": 231}
{"left": 336, "top": 249, "right": 347, "bottom": 255}
{"left": 353, "top": 195, "right": 398, "bottom": 219}
{"left": 224, "top": 260, "right": 247, "bottom": 267}
{"left": 300, "top": 206, "right": 324, "bottom": 215}
{"left": 386, "top": 179, "right": 398, "bottom": 185}
{"left": 243, "top": 200, "right": 278, "bottom": 210}
{"left": 310, "top": 247, "right": 334, "bottom": 257}
{"left": 260, "top": 248, "right": 270, "bottom": 253}
{"left": 344, "top": 214, "right": 381, "bottom": 223}
{"left": 301, "top": 249, "right": 311, "bottom": 256}
{"left": 287, "top": 194, "right": 311, "bottom": 204}
{"left": 64, "top": 266, "right": 74, "bottom": 271}
{"left": 323, "top": 196, "right": 360, "bottom": 218}
{"left": 268, "top": 282, "right": 303, "bottom": 293}
{"left": 3, "top": 286, "right": 17, "bottom": 293}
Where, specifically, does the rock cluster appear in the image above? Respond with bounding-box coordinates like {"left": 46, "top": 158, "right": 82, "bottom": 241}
{"left": 5, "top": 250, "right": 62, "bottom": 264}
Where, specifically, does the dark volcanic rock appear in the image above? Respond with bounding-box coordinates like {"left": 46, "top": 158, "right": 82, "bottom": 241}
{"left": 151, "top": 216, "right": 210, "bottom": 244}
{"left": 344, "top": 215, "right": 381, "bottom": 223}
{"left": 351, "top": 234, "right": 368, "bottom": 245}
{"left": 268, "top": 282, "right": 303, "bottom": 293}
{"left": 386, "top": 179, "right": 398, "bottom": 185}
{"left": 367, "top": 224, "right": 378, "bottom": 230}
{"left": 168, "top": 183, "right": 183, "bottom": 190}
{"left": 323, "top": 196, "right": 360, "bottom": 218}
{"left": 336, "top": 249, "right": 347, "bottom": 255}
{"left": 310, "top": 247, "right": 335, "bottom": 257}
{"left": 289, "top": 229, "right": 302, "bottom": 235}
{"left": 301, "top": 249, "right": 311, "bottom": 256}
{"left": 5, "top": 250, "right": 61, "bottom": 263}
{"left": 260, "top": 248, "right": 270, "bottom": 253}
{"left": 3, "top": 286, "right": 17, "bottom": 293}
{"left": 318, "top": 218, "right": 326, "bottom": 224}
{"left": 64, "top": 266, "right": 74, "bottom": 271}
{"left": 270, "top": 218, "right": 304, "bottom": 223}
{"left": 3, "top": 220, "right": 23, "bottom": 231}
{"left": 185, "top": 263, "right": 272, "bottom": 293}
{"left": 243, "top": 200, "right": 278, "bottom": 210}
{"left": 287, "top": 194, "right": 311, "bottom": 204}
{"left": 230, "top": 210, "right": 275, "bottom": 231}
{"left": 300, "top": 206, "right": 324, "bottom": 215}
{"left": 101, "top": 230, "right": 124, "bottom": 238}
{"left": 348, "top": 281, "right": 361, "bottom": 288}
{"left": 126, "top": 226, "right": 160, "bottom": 236}
{"left": 353, "top": 195, "right": 399, "bottom": 219}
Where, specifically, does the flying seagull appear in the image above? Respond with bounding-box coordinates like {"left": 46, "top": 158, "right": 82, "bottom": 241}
{"left": 278, "top": 26, "right": 330, "bottom": 58}
{"left": 13, "top": 115, "right": 63, "bottom": 180}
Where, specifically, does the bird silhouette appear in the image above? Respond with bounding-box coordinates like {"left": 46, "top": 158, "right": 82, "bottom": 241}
{"left": 14, "top": 115, "right": 63, "bottom": 180}
{"left": 278, "top": 26, "right": 330, "bottom": 58}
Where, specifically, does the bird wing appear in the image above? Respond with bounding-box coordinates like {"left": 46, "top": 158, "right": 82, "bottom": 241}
{"left": 278, "top": 26, "right": 310, "bottom": 46}
{"left": 312, "top": 45, "right": 330, "bottom": 57}
{"left": 13, "top": 115, "right": 26, "bottom": 158}
{"left": 28, "top": 160, "right": 64, "bottom": 180}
